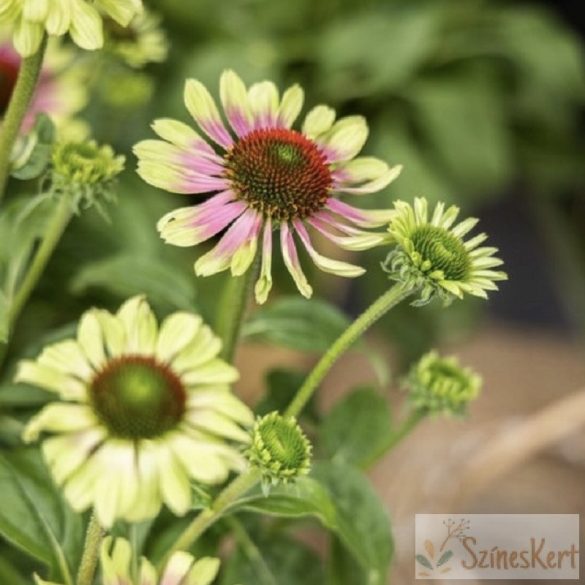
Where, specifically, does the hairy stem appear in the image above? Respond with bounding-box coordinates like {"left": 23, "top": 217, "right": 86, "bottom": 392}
{"left": 0, "top": 38, "right": 47, "bottom": 204}
{"left": 286, "top": 283, "right": 412, "bottom": 418}
{"left": 161, "top": 469, "right": 261, "bottom": 567}
{"left": 76, "top": 515, "right": 103, "bottom": 585}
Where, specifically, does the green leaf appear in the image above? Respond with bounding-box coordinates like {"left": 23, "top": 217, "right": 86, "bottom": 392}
{"left": 231, "top": 462, "right": 393, "bottom": 584}
{"left": 0, "top": 383, "right": 52, "bottom": 409}
{"left": 313, "top": 462, "right": 393, "bottom": 585}
{"left": 242, "top": 296, "right": 350, "bottom": 352}
{"left": 70, "top": 253, "right": 197, "bottom": 312}
{"left": 0, "top": 291, "right": 8, "bottom": 343}
{"left": 320, "top": 387, "right": 392, "bottom": 468}
{"left": 256, "top": 369, "right": 320, "bottom": 426}
{"left": 317, "top": 7, "right": 440, "bottom": 98}
{"left": 0, "top": 448, "right": 83, "bottom": 581}
{"left": 0, "top": 555, "right": 30, "bottom": 585}
{"left": 412, "top": 68, "right": 512, "bottom": 194}
{"left": 11, "top": 115, "right": 56, "bottom": 181}
{"left": 221, "top": 531, "right": 325, "bottom": 585}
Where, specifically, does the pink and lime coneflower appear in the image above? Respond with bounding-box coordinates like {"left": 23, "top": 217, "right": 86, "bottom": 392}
{"left": 134, "top": 70, "right": 401, "bottom": 303}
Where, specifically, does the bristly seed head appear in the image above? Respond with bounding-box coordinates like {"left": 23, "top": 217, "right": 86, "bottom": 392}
{"left": 225, "top": 128, "right": 332, "bottom": 222}
{"left": 90, "top": 355, "right": 186, "bottom": 439}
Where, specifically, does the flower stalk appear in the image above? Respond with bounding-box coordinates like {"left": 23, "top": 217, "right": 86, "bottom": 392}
{"left": 161, "top": 468, "right": 261, "bottom": 567}
{"left": 76, "top": 515, "right": 103, "bottom": 585}
{"left": 286, "top": 282, "right": 412, "bottom": 418}
{"left": 216, "top": 255, "right": 259, "bottom": 363}
{"left": 0, "top": 37, "right": 47, "bottom": 204}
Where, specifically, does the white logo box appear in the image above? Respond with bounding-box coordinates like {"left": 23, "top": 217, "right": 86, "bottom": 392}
{"left": 415, "top": 514, "right": 579, "bottom": 580}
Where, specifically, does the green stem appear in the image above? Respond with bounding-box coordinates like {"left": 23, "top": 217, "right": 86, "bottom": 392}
{"left": 76, "top": 515, "right": 103, "bottom": 585}
{"left": 286, "top": 283, "right": 412, "bottom": 418}
{"left": 0, "top": 195, "right": 73, "bottom": 366}
{"left": 215, "top": 258, "right": 259, "bottom": 363}
{"left": 161, "top": 469, "right": 261, "bottom": 567}
{"left": 0, "top": 37, "right": 48, "bottom": 204}
{"left": 360, "top": 409, "right": 425, "bottom": 469}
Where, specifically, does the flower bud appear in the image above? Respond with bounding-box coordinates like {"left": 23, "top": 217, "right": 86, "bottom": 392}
{"left": 405, "top": 351, "right": 482, "bottom": 416}
{"left": 247, "top": 411, "right": 312, "bottom": 490}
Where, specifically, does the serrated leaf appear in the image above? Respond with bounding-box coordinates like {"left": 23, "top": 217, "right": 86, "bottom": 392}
{"left": 0, "top": 448, "right": 83, "bottom": 581}
{"left": 320, "top": 387, "right": 392, "bottom": 468}
{"left": 242, "top": 297, "right": 350, "bottom": 352}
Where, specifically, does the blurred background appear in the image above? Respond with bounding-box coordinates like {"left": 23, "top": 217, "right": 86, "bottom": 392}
{"left": 4, "top": 0, "right": 585, "bottom": 583}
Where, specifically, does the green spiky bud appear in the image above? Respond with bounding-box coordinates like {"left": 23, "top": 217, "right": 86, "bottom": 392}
{"left": 247, "top": 411, "right": 312, "bottom": 490}
{"left": 50, "top": 140, "right": 125, "bottom": 215}
{"left": 405, "top": 351, "right": 482, "bottom": 416}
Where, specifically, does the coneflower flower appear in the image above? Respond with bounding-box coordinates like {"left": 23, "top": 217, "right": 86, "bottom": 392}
{"left": 0, "top": 0, "right": 143, "bottom": 57}
{"left": 134, "top": 70, "right": 401, "bottom": 303}
{"left": 35, "top": 536, "right": 223, "bottom": 585}
{"left": 18, "top": 296, "right": 253, "bottom": 527}
{"left": 384, "top": 197, "right": 507, "bottom": 305}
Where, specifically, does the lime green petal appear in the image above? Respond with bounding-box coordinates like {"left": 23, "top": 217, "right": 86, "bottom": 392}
{"left": 170, "top": 325, "right": 223, "bottom": 373}
{"left": 16, "top": 360, "right": 87, "bottom": 399}
{"left": 181, "top": 358, "right": 239, "bottom": 386}
{"left": 302, "top": 104, "right": 336, "bottom": 138}
{"left": 116, "top": 295, "right": 158, "bottom": 354}
{"left": 69, "top": 0, "right": 103, "bottom": 50}
{"left": 23, "top": 403, "right": 97, "bottom": 442}
{"left": 156, "top": 312, "right": 203, "bottom": 363}
{"left": 186, "top": 557, "right": 221, "bottom": 585}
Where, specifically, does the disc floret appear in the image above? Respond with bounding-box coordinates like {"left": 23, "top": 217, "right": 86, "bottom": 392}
{"left": 383, "top": 197, "right": 507, "bottom": 306}
{"left": 405, "top": 351, "right": 482, "bottom": 416}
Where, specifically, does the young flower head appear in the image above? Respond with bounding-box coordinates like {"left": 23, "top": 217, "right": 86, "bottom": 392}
{"left": 383, "top": 197, "right": 507, "bottom": 306}
{"left": 104, "top": 9, "right": 168, "bottom": 68}
{"left": 18, "top": 296, "right": 254, "bottom": 527}
{"left": 134, "top": 70, "right": 401, "bottom": 303}
{"left": 49, "top": 139, "right": 125, "bottom": 213}
{"left": 35, "top": 536, "right": 223, "bottom": 585}
{"left": 405, "top": 351, "right": 482, "bottom": 416}
{"left": 246, "top": 411, "right": 312, "bottom": 491}
{"left": 0, "top": 0, "right": 143, "bottom": 57}
{"left": 0, "top": 31, "right": 86, "bottom": 132}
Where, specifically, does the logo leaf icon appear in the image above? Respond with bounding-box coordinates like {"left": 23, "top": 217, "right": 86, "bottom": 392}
{"left": 437, "top": 550, "right": 454, "bottom": 567}
{"left": 424, "top": 539, "right": 435, "bottom": 560}
{"left": 416, "top": 555, "right": 434, "bottom": 570}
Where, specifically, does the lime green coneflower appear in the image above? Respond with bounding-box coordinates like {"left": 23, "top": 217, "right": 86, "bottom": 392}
{"left": 18, "top": 296, "right": 253, "bottom": 527}
{"left": 384, "top": 197, "right": 507, "bottom": 306}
